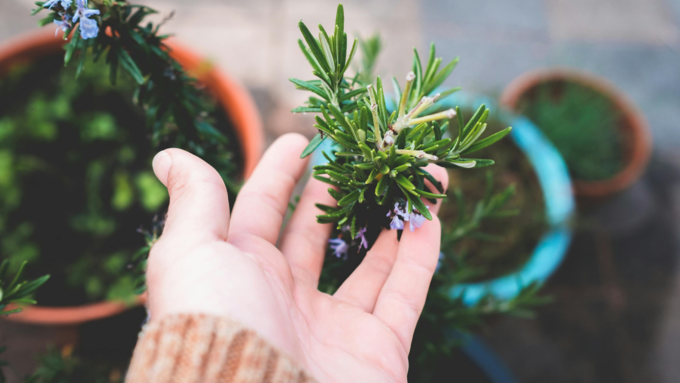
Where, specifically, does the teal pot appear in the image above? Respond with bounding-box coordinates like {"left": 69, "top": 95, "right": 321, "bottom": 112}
{"left": 441, "top": 93, "right": 575, "bottom": 305}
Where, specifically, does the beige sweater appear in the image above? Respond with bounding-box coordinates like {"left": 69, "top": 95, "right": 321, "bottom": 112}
{"left": 126, "top": 314, "right": 316, "bottom": 383}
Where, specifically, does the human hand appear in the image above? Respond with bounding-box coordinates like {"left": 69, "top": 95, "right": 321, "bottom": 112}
{"left": 147, "top": 133, "right": 448, "bottom": 383}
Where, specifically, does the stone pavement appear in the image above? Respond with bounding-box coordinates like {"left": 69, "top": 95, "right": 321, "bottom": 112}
{"left": 2, "top": 0, "right": 679, "bottom": 149}
{"left": 2, "top": 0, "right": 680, "bottom": 381}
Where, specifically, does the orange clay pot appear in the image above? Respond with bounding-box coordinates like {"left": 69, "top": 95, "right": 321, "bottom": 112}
{"left": 500, "top": 68, "right": 652, "bottom": 199}
{"left": 0, "top": 29, "right": 264, "bottom": 325}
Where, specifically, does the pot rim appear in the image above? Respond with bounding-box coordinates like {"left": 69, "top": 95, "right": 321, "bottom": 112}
{"left": 0, "top": 28, "right": 264, "bottom": 325}
{"left": 499, "top": 67, "right": 652, "bottom": 198}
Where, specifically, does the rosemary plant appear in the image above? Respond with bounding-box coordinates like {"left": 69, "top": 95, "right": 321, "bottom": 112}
{"left": 32, "top": 0, "right": 238, "bottom": 186}
{"left": 0, "top": 259, "right": 49, "bottom": 383}
{"left": 292, "top": 5, "right": 511, "bottom": 247}
{"left": 24, "top": 347, "right": 124, "bottom": 383}
{"left": 0, "top": 260, "right": 49, "bottom": 316}
{"left": 518, "top": 82, "right": 624, "bottom": 181}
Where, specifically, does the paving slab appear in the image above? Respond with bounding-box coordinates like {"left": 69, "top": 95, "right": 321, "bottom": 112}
{"left": 547, "top": 0, "right": 680, "bottom": 44}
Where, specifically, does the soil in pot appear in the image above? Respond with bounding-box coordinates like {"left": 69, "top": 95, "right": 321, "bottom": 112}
{"left": 516, "top": 81, "right": 625, "bottom": 182}
{"left": 0, "top": 53, "right": 241, "bottom": 307}
{"left": 437, "top": 108, "right": 546, "bottom": 282}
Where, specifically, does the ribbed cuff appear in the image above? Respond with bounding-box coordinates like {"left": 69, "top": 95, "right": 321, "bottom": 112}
{"left": 126, "top": 313, "right": 316, "bottom": 383}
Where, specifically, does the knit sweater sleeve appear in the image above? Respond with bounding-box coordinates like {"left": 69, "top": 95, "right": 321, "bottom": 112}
{"left": 125, "top": 313, "right": 317, "bottom": 383}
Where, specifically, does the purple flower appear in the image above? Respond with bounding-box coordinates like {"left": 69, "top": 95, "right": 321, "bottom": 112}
{"left": 53, "top": 14, "right": 72, "bottom": 36}
{"left": 387, "top": 202, "right": 409, "bottom": 230}
{"left": 329, "top": 238, "right": 348, "bottom": 259}
{"left": 386, "top": 202, "right": 429, "bottom": 232}
{"left": 408, "top": 209, "right": 428, "bottom": 231}
{"left": 355, "top": 227, "right": 368, "bottom": 250}
{"left": 390, "top": 215, "right": 405, "bottom": 230}
{"left": 73, "top": 0, "right": 100, "bottom": 39}
{"left": 43, "top": 0, "right": 72, "bottom": 9}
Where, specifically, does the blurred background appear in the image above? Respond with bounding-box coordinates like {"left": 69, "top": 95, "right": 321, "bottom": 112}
{"left": 1, "top": 0, "right": 680, "bottom": 382}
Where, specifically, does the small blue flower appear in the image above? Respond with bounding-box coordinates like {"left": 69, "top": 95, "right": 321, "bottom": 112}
{"left": 53, "top": 12, "right": 72, "bottom": 36}
{"left": 329, "top": 238, "right": 348, "bottom": 259}
{"left": 408, "top": 210, "right": 427, "bottom": 232}
{"left": 390, "top": 215, "right": 405, "bottom": 230}
{"left": 387, "top": 202, "right": 428, "bottom": 232}
{"left": 387, "top": 202, "right": 408, "bottom": 230}
{"left": 43, "top": 0, "right": 72, "bottom": 9}
{"left": 73, "top": 0, "right": 100, "bottom": 39}
{"left": 53, "top": 19, "right": 71, "bottom": 36}
{"left": 355, "top": 227, "right": 368, "bottom": 250}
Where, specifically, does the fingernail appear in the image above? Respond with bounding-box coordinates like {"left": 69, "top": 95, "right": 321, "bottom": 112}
{"left": 152, "top": 151, "right": 172, "bottom": 186}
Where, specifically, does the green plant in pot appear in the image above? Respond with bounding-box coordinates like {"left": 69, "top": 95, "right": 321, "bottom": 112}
{"left": 0, "top": 259, "right": 49, "bottom": 382}
{"left": 501, "top": 70, "right": 651, "bottom": 198}
{"left": 0, "top": 0, "right": 262, "bottom": 324}
{"left": 438, "top": 110, "right": 547, "bottom": 280}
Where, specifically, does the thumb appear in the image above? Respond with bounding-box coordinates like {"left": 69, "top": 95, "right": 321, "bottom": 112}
{"left": 152, "top": 148, "right": 231, "bottom": 242}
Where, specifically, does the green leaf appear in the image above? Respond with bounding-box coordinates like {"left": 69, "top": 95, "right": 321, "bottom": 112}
{"left": 439, "top": 159, "right": 476, "bottom": 169}
{"left": 420, "top": 169, "right": 444, "bottom": 193}
{"left": 313, "top": 175, "right": 342, "bottom": 187}
{"left": 412, "top": 48, "right": 423, "bottom": 99}
{"left": 462, "top": 127, "right": 512, "bottom": 155}
{"left": 14, "top": 275, "right": 50, "bottom": 297}
{"left": 63, "top": 27, "right": 81, "bottom": 66}
{"left": 338, "top": 189, "right": 361, "bottom": 206}
{"left": 417, "top": 189, "right": 447, "bottom": 199}
{"left": 463, "top": 105, "right": 487, "bottom": 138}
{"left": 339, "top": 87, "right": 367, "bottom": 101}
{"left": 117, "top": 48, "right": 145, "bottom": 84}
{"left": 409, "top": 192, "right": 433, "bottom": 220}
{"left": 290, "top": 78, "right": 329, "bottom": 100}
{"left": 394, "top": 174, "right": 415, "bottom": 190}
{"left": 299, "top": 21, "right": 331, "bottom": 73}
{"left": 425, "top": 57, "right": 459, "bottom": 95}
{"left": 326, "top": 170, "right": 352, "bottom": 184}
{"left": 375, "top": 174, "right": 389, "bottom": 196}
{"left": 470, "top": 158, "right": 495, "bottom": 168}
{"left": 335, "top": 4, "right": 344, "bottom": 41}
{"left": 301, "top": 133, "right": 326, "bottom": 158}
{"left": 341, "top": 38, "right": 358, "bottom": 76}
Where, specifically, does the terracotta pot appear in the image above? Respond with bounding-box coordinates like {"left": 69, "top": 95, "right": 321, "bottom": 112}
{"left": 500, "top": 68, "right": 652, "bottom": 198}
{"left": 0, "top": 29, "right": 264, "bottom": 325}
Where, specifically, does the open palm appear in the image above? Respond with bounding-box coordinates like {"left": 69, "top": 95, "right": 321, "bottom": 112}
{"left": 146, "top": 134, "right": 447, "bottom": 383}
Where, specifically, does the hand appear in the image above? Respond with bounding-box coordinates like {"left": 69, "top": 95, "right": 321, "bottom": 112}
{"left": 147, "top": 134, "right": 448, "bottom": 383}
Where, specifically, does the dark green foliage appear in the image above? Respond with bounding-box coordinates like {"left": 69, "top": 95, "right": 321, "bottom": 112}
{"left": 24, "top": 347, "right": 124, "bottom": 383}
{"left": 292, "top": 4, "right": 511, "bottom": 240}
{"left": 24, "top": 2, "right": 240, "bottom": 302}
{"left": 0, "top": 260, "right": 49, "bottom": 316}
{"left": 0, "top": 56, "right": 176, "bottom": 304}
{"left": 32, "top": 0, "right": 239, "bottom": 186}
{"left": 518, "top": 81, "right": 624, "bottom": 181}
{"left": 439, "top": 111, "right": 547, "bottom": 279}
{"left": 0, "top": 258, "right": 48, "bottom": 382}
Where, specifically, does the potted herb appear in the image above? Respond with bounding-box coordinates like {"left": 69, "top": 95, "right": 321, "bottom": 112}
{"left": 500, "top": 69, "right": 652, "bottom": 198}
{"left": 438, "top": 94, "right": 575, "bottom": 305}
{"left": 0, "top": 0, "right": 264, "bottom": 325}
{"left": 0, "top": 259, "right": 49, "bottom": 382}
